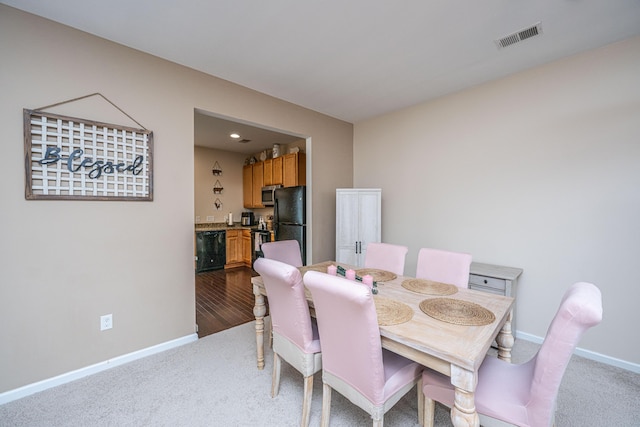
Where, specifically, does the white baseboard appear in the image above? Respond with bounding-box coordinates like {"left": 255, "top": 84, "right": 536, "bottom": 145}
{"left": 516, "top": 331, "right": 640, "bottom": 374}
{"left": 0, "top": 333, "right": 198, "bottom": 405}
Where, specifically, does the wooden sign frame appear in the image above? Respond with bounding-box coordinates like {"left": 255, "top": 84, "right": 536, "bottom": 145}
{"left": 24, "top": 109, "right": 153, "bottom": 201}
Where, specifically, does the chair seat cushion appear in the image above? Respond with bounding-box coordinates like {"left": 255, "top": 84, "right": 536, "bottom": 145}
{"left": 473, "top": 356, "right": 534, "bottom": 424}
{"left": 422, "top": 356, "right": 535, "bottom": 426}
{"left": 382, "top": 349, "right": 422, "bottom": 399}
{"left": 307, "top": 318, "right": 321, "bottom": 353}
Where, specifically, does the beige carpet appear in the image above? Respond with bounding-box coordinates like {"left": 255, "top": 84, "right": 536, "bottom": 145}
{"left": 1, "top": 320, "right": 638, "bottom": 426}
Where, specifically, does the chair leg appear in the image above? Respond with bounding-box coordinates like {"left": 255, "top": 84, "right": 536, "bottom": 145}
{"left": 300, "top": 375, "right": 314, "bottom": 427}
{"left": 417, "top": 377, "right": 424, "bottom": 426}
{"left": 271, "top": 352, "right": 281, "bottom": 398}
{"left": 321, "top": 383, "right": 332, "bottom": 427}
{"left": 423, "top": 396, "right": 435, "bottom": 427}
{"left": 267, "top": 317, "right": 273, "bottom": 348}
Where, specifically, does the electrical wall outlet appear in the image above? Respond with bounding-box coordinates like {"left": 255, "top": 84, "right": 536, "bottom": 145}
{"left": 206, "top": 215, "right": 214, "bottom": 222}
{"left": 195, "top": 216, "right": 201, "bottom": 223}
{"left": 100, "top": 314, "right": 113, "bottom": 331}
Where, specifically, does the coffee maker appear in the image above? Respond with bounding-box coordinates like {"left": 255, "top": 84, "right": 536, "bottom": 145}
{"left": 241, "top": 212, "right": 255, "bottom": 226}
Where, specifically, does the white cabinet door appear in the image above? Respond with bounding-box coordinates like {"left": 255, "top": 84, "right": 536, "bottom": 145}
{"left": 336, "top": 189, "right": 381, "bottom": 267}
{"left": 357, "top": 190, "right": 381, "bottom": 264}
{"left": 336, "top": 190, "right": 359, "bottom": 266}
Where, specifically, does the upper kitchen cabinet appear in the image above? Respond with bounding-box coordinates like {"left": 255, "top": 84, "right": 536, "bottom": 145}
{"left": 272, "top": 156, "right": 283, "bottom": 185}
{"left": 252, "top": 162, "right": 264, "bottom": 207}
{"left": 264, "top": 156, "right": 285, "bottom": 186}
{"left": 243, "top": 153, "right": 305, "bottom": 208}
{"left": 263, "top": 158, "right": 274, "bottom": 186}
{"left": 243, "top": 163, "right": 265, "bottom": 208}
{"left": 283, "top": 153, "right": 306, "bottom": 187}
{"left": 243, "top": 165, "right": 253, "bottom": 208}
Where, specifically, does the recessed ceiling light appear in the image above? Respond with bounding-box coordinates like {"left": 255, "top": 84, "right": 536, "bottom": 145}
{"left": 230, "top": 133, "right": 240, "bottom": 139}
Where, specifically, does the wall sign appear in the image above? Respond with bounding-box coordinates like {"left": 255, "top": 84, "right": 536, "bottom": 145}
{"left": 24, "top": 107, "right": 153, "bottom": 201}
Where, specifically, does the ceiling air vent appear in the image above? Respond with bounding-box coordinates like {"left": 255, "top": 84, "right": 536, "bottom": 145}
{"left": 237, "top": 139, "right": 252, "bottom": 144}
{"left": 495, "top": 22, "right": 543, "bottom": 49}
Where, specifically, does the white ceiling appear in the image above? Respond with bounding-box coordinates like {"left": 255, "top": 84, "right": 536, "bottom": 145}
{"left": 194, "top": 110, "right": 303, "bottom": 155}
{"left": 4, "top": 0, "right": 640, "bottom": 152}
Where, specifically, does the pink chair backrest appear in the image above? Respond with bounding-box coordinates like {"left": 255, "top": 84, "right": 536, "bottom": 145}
{"left": 261, "top": 240, "right": 303, "bottom": 267}
{"left": 415, "top": 247, "right": 472, "bottom": 289}
{"left": 527, "top": 282, "right": 603, "bottom": 426}
{"left": 253, "top": 257, "right": 316, "bottom": 353}
{"left": 303, "top": 271, "right": 387, "bottom": 404}
{"left": 364, "top": 242, "right": 409, "bottom": 275}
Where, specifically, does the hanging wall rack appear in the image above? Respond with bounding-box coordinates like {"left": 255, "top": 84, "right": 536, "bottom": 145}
{"left": 212, "top": 161, "right": 222, "bottom": 176}
{"left": 213, "top": 180, "right": 223, "bottom": 194}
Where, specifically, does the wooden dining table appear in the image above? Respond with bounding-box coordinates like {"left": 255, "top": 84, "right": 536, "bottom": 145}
{"left": 250, "top": 261, "right": 515, "bottom": 427}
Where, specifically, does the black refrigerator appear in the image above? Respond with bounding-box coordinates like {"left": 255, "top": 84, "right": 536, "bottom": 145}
{"left": 274, "top": 185, "right": 306, "bottom": 265}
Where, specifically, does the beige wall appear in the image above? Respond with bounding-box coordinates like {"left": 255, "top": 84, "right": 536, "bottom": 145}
{"left": 194, "top": 147, "right": 246, "bottom": 224}
{"left": 0, "top": 5, "right": 353, "bottom": 393}
{"left": 354, "top": 36, "right": 640, "bottom": 366}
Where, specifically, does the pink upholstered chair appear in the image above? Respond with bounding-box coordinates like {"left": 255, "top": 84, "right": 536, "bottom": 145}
{"left": 415, "top": 247, "right": 472, "bottom": 289}
{"left": 260, "top": 239, "right": 304, "bottom": 349}
{"left": 261, "top": 239, "right": 304, "bottom": 267}
{"left": 421, "top": 282, "right": 603, "bottom": 427}
{"left": 364, "top": 242, "right": 409, "bottom": 275}
{"left": 252, "top": 258, "right": 321, "bottom": 427}
{"left": 304, "top": 270, "right": 422, "bottom": 427}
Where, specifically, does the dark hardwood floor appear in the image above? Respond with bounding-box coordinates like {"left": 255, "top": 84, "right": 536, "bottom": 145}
{"left": 195, "top": 266, "right": 265, "bottom": 338}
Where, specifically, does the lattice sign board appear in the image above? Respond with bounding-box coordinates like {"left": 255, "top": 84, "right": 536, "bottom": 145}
{"left": 24, "top": 109, "right": 153, "bottom": 201}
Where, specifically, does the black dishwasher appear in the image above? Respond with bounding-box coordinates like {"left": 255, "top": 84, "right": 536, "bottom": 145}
{"left": 195, "top": 230, "right": 226, "bottom": 272}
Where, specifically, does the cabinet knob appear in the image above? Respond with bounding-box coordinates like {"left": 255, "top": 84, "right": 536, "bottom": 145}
{"left": 484, "top": 279, "right": 488, "bottom": 284}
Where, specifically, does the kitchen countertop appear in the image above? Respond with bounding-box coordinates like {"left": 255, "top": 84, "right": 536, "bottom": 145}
{"left": 195, "top": 222, "right": 250, "bottom": 231}
{"left": 195, "top": 222, "right": 272, "bottom": 232}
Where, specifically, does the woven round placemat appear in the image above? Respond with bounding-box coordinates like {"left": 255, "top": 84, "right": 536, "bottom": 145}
{"left": 373, "top": 296, "right": 413, "bottom": 326}
{"left": 419, "top": 298, "right": 495, "bottom": 326}
{"left": 355, "top": 268, "right": 397, "bottom": 282}
{"left": 401, "top": 279, "right": 458, "bottom": 296}
{"left": 298, "top": 261, "right": 335, "bottom": 275}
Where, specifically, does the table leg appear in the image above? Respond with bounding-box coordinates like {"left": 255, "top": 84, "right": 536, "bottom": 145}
{"left": 253, "top": 283, "right": 266, "bottom": 370}
{"left": 450, "top": 365, "right": 479, "bottom": 427}
{"left": 496, "top": 310, "right": 514, "bottom": 363}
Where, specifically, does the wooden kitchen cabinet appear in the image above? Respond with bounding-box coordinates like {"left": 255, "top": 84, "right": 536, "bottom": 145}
{"left": 225, "top": 229, "right": 244, "bottom": 268}
{"left": 243, "top": 163, "right": 265, "bottom": 208}
{"left": 263, "top": 159, "right": 273, "bottom": 186}
{"left": 243, "top": 153, "right": 304, "bottom": 207}
{"left": 242, "top": 229, "right": 252, "bottom": 267}
{"left": 272, "top": 156, "right": 283, "bottom": 185}
{"left": 282, "top": 153, "right": 305, "bottom": 187}
{"left": 252, "top": 162, "right": 264, "bottom": 207}
{"left": 242, "top": 165, "right": 253, "bottom": 208}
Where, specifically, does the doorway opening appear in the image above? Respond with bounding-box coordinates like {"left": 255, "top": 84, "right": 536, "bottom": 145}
{"left": 193, "top": 109, "right": 312, "bottom": 337}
